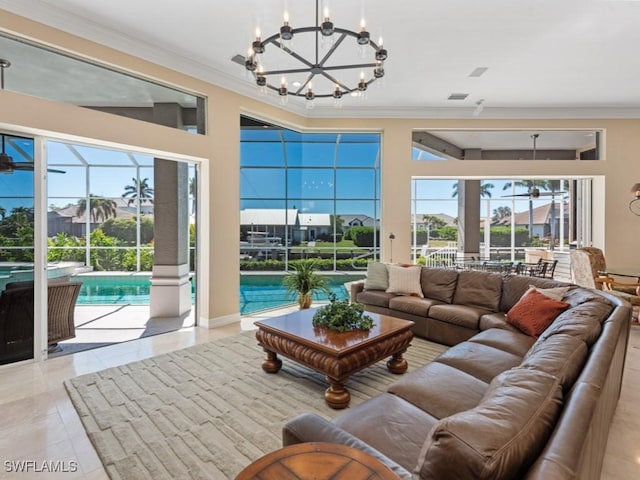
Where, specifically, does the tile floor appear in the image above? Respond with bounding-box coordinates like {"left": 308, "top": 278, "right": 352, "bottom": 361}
{"left": 0, "top": 311, "right": 638, "bottom": 479}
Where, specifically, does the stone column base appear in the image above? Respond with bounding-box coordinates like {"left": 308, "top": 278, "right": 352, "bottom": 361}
{"left": 150, "top": 264, "right": 192, "bottom": 317}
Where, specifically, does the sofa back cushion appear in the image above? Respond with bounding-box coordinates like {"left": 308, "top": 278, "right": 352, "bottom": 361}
{"left": 415, "top": 368, "right": 562, "bottom": 480}
{"left": 500, "top": 274, "right": 567, "bottom": 312}
{"left": 452, "top": 270, "right": 502, "bottom": 311}
{"left": 521, "top": 334, "right": 588, "bottom": 394}
{"left": 538, "top": 300, "right": 612, "bottom": 347}
{"left": 419, "top": 268, "right": 458, "bottom": 303}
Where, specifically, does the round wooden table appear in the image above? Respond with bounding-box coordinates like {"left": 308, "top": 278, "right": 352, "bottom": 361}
{"left": 235, "top": 442, "right": 399, "bottom": 480}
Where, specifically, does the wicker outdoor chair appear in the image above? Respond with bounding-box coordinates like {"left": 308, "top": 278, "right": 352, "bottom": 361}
{"left": 1, "top": 280, "right": 82, "bottom": 353}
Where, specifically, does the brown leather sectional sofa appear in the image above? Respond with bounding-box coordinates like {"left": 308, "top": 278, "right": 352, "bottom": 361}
{"left": 283, "top": 268, "right": 631, "bottom": 479}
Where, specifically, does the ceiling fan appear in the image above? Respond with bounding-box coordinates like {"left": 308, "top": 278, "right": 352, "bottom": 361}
{"left": 0, "top": 135, "right": 66, "bottom": 174}
{"left": 501, "top": 134, "right": 565, "bottom": 199}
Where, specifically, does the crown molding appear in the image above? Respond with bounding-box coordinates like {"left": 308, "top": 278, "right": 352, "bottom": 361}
{"left": 3, "top": 1, "right": 640, "bottom": 121}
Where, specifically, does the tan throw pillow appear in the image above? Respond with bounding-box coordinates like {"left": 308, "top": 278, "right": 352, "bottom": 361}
{"left": 527, "top": 284, "right": 571, "bottom": 302}
{"left": 363, "top": 262, "right": 389, "bottom": 290}
{"left": 386, "top": 264, "right": 423, "bottom": 298}
{"left": 506, "top": 289, "right": 570, "bottom": 337}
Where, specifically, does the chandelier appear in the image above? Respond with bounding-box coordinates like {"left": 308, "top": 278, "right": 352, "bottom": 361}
{"left": 239, "top": 0, "right": 387, "bottom": 105}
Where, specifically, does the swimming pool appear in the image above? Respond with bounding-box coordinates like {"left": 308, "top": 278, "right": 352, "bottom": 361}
{"left": 73, "top": 273, "right": 365, "bottom": 315}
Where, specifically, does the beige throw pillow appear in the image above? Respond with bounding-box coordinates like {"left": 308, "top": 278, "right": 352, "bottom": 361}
{"left": 386, "top": 265, "right": 423, "bottom": 298}
{"left": 363, "top": 262, "right": 389, "bottom": 290}
{"left": 527, "top": 285, "right": 571, "bottom": 302}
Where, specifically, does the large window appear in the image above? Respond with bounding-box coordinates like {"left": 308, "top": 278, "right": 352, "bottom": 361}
{"left": 411, "top": 178, "right": 591, "bottom": 265}
{"left": 240, "top": 118, "right": 381, "bottom": 272}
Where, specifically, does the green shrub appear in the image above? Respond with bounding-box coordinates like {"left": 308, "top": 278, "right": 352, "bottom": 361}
{"left": 101, "top": 217, "right": 154, "bottom": 244}
{"left": 349, "top": 226, "right": 380, "bottom": 247}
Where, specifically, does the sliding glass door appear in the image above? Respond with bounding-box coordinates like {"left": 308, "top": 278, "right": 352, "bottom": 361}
{"left": 0, "top": 133, "right": 35, "bottom": 365}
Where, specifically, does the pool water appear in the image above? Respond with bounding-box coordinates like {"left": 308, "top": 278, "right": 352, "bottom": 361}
{"left": 73, "top": 273, "right": 365, "bottom": 315}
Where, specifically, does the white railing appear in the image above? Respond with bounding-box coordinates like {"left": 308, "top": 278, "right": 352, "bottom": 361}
{"left": 420, "top": 242, "right": 458, "bottom": 267}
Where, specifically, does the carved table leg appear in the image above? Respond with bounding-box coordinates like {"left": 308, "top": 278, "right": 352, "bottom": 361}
{"left": 325, "top": 376, "right": 350, "bottom": 409}
{"left": 387, "top": 351, "right": 408, "bottom": 374}
{"left": 262, "top": 350, "right": 282, "bottom": 373}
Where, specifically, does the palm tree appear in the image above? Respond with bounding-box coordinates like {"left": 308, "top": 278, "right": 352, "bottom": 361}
{"left": 122, "top": 177, "right": 154, "bottom": 207}
{"left": 76, "top": 195, "right": 117, "bottom": 223}
{"left": 451, "top": 181, "right": 495, "bottom": 198}
{"left": 538, "top": 180, "right": 564, "bottom": 249}
{"left": 502, "top": 180, "right": 539, "bottom": 240}
{"left": 491, "top": 206, "right": 512, "bottom": 223}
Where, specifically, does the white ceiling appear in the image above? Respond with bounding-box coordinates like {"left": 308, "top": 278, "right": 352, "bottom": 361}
{"left": 1, "top": 0, "right": 640, "bottom": 118}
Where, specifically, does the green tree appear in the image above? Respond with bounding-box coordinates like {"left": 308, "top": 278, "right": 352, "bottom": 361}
{"left": 502, "top": 180, "right": 545, "bottom": 240}
{"left": 491, "top": 206, "right": 512, "bottom": 222}
{"left": 122, "top": 177, "right": 154, "bottom": 207}
{"left": 451, "top": 181, "right": 495, "bottom": 198}
{"left": 76, "top": 195, "right": 117, "bottom": 223}
{"left": 421, "top": 214, "right": 447, "bottom": 229}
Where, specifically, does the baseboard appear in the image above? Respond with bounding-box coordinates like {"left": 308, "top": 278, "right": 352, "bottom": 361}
{"left": 198, "top": 312, "right": 241, "bottom": 329}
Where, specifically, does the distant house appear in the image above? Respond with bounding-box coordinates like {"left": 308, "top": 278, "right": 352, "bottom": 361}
{"left": 48, "top": 198, "right": 153, "bottom": 237}
{"left": 240, "top": 209, "right": 334, "bottom": 243}
{"left": 341, "top": 214, "right": 377, "bottom": 229}
{"left": 492, "top": 202, "right": 569, "bottom": 239}
{"left": 411, "top": 213, "right": 457, "bottom": 229}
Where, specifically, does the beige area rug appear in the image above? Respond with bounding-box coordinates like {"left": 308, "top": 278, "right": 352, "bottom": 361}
{"left": 64, "top": 331, "right": 446, "bottom": 480}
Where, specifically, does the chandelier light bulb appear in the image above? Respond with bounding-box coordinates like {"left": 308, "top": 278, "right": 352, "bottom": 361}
{"left": 358, "top": 71, "right": 367, "bottom": 91}
{"left": 321, "top": 7, "right": 334, "bottom": 37}
{"left": 280, "top": 11, "right": 293, "bottom": 42}
{"left": 255, "top": 27, "right": 261, "bottom": 39}
{"left": 357, "top": 20, "right": 370, "bottom": 46}
{"left": 245, "top": 47, "right": 257, "bottom": 71}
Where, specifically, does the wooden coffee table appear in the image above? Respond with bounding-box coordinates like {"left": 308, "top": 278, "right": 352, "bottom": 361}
{"left": 255, "top": 308, "right": 414, "bottom": 409}
{"left": 235, "top": 442, "right": 399, "bottom": 479}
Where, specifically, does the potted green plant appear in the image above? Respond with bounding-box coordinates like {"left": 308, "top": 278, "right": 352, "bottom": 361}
{"left": 283, "top": 261, "right": 329, "bottom": 309}
{"left": 312, "top": 294, "right": 375, "bottom": 332}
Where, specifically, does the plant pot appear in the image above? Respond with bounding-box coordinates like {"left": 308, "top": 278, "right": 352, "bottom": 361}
{"left": 298, "top": 293, "right": 313, "bottom": 309}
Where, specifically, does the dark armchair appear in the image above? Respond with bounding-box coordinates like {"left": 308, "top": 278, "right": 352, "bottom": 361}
{"left": 0, "top": 280, "right": 82, "bottom": 361}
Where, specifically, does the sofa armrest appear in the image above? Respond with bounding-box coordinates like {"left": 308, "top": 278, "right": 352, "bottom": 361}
{"left": 283, "top": 413, "right": 412, "bottom": 480}
{"left": 350, "top": 280, "right": 365, "bottom": 302}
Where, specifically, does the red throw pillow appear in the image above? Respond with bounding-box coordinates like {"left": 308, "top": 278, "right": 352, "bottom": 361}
{"left": 506, "top": 289, "right": 570, "bottom": 337}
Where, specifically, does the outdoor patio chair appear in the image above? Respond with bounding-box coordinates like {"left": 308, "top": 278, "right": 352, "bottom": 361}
{"left": 3, "top": 279, "right": 82, "bottom": 347}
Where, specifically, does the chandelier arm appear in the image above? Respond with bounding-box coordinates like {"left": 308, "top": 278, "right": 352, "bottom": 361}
{"left": 323, "top": 63, "right": 379, "bottom": 71}
{"left": 318, "top": 33, "right": 347, "bottom": 67}
{"left": 295, "top": 74, "right": 315, "bottom": 95}
{"left": 269, "top": 40, "right": 315, "bottom": 69}
{"left": 319, "top": 71, "right": 352, "bottom": 92}
{"left": 260, "top": 67, "right": 315, "bottom": 76}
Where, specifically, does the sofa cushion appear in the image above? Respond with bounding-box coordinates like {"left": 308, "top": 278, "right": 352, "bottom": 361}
{"left": 506, "top": 289, "right": 570, "bottom": 337}
{"left": 434, "top": 341, "right": 522, "bottom": 383}
{"left": 333, "top": 392, "right": 438, "bottom": 473}
{"left": 500, "top": 274, "right": 566, "bottom": 312}
{"left": 388, "top": 296, "right": 443, "bottom": 317}
{"left": 356, "top": 290, "right": 396, "bottom": 308}
{"left": 363, "top": 262, "right": 389, "bottom": 290}
{"left": 521, "top": 334, "right": 588, "bottom": 393}
{"left": 453, "top": 270, "right": 503, "bottom": 311}
{"left": 563, "top": 288, "right": 613, "bottom": 308}
{"left": 468, "top": 328, "right": 536, "bottom": 357}
{"left": 428, "top": 303, "right": 491, "bottom": 330}
{"left": 479, "top": 312, "right": 520, "bottom": 333}
{"left": 386, "top": 264, "right": 423, "bottom": 297}
{"left": 415, "top": 368, "right": 563, "bottom": 480}
{"left": 539, "top": 300, "right": 612, "bottom": 346}
{"left": 388, "top": 361, "right": 489, "bottom": 419}
{"left": 420, "top": 268, "right": 458, "bottom": 303}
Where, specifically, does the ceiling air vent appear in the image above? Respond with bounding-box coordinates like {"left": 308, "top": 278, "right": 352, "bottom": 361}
{"left": 469, "top": 67, "right": 488, "bottom": 77}
{"left": 448, "top": 93, "right": 469, "bottom": 100}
